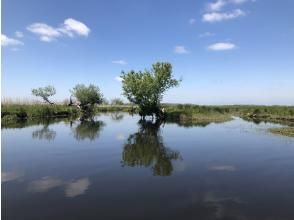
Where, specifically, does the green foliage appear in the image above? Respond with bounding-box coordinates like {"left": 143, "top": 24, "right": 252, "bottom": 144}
{"left": 32, "top": 85, "right": 56, "bottom": 104}
{"left": 121, "top": 62, "right": 180, "bottom": 116}
{"left": 71, "top": 84, "right": 103, "bottom": 106}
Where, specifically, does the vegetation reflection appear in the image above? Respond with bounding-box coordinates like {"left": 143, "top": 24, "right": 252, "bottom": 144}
{"left": 122, "top": 119, "right": 181, "bottom": 176}
{"left": 72, "top": 119, "right": 105, "bottom": 141}
{"left": 32, "top": 124, "right": 56, "bottom": 141}
{"left": 110, "top": 112, "right": 124, "bottom": 122}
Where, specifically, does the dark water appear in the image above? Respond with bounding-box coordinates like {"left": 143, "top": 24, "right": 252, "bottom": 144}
{"left": 2, "top": 113, "right": 294, "bottom": 220}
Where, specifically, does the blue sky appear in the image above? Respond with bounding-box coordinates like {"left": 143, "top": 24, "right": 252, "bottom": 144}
{"left": 2, "top": 0, "right": 294, "bottom": 105}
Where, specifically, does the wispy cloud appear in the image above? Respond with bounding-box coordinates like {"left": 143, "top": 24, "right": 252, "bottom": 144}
{"left": 112, "top": 60, "right": 127, "bottom": 65}
{"left": 208, "top": 42, "right": 236, "bottom": 51}
{"left": 199, "top": 32, "right": 215, "bottom": 38}
{"left": 27, "top": 18, "right": 90, "bottom": 42}
{"left": 1, "top": 34, "right": 24, "bottom": 46}
{"left": 189, "top": 18, "right": 196, "bottom": 24}
{"left": 207, "top": 0, "right": 227, "bottom": 11}
{"left": 15, "top": 31, "right": 24, "bottom": 38}
{"left": 207, "top": 0, "right": 250, "bottom": 12}
{"left": 202, "top": 9, "right": 245, "bottom": 23}
{"left": 174, "top": 46, "right": 190, "bottom": 54}
{"left": 114, "top": 76, "right": 123, "bottom": 82}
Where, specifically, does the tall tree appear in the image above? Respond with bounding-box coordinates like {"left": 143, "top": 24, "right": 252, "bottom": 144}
{"left": 70, "top": 84, "right": 103, "bottom": 108}
{"left": 121, "top": 62, "right": 180, "bottom": 119}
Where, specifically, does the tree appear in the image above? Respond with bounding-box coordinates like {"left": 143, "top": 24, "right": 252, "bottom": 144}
{"left": 32, "top": 85, "right": 56, "bottom": 104}
{"left": 121, "top": 62, "right": 180, "bottom": 119}
{"left": 70, "top": 84, "right": 103, "bottom": 109}
{"left": 111, "top": 98, "right": 124, "bottom": 105}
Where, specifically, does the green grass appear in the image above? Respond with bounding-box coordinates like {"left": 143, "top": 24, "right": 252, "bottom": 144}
{"left": 1, "top": 104, "right": 79, "bottom": 119}
{"left": 163, "top": 104, "right": 294, "bottom": 125}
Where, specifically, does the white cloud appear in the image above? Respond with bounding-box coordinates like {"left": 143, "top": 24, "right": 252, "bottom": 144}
{"left": 174, "top": 46, "right": 190, "bottom": 54}
{"left": 208, "top": 42, "right": 236, "bottom": 51}
{"left": 189, "top": 18, "right": 196, "bottom": 24}
{"left": 27, "top": 23, "right": 61, "bottom": 42}
{"left": 112, "top": 60, "right": 127, "bottom": 65}
{"left": 207, "top": 0, "right": 226, "bottom": 11}
{"left": 202, "top": 9, "right": 245, "bottom": 23}
{"left": 115, "top": 76, "right": 123, "bottom": 82}
{"left": 1, "top": 34, "right": 24, "bottom": 46}
{"left": 199, "top": 32, "right": 215, "bottom": 38}
{"left": 63, "top": 18, "right": 90, "bottom": 36}
{"left": 27, "top": 18, "right": 90, "bottom": 42}
{"left": 15, "top": 31, "right": 24, "bottom": 38}
{"left": 207, "top": 0, "right": 250, "bottom": 12}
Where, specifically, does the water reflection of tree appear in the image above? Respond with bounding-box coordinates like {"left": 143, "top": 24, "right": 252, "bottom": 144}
{"left": 72, "top": 120, "right": 105, "bottom": 141}
{"left": 110, "top": 112, "right": 124, "bottom": 122}
{"left": 122, "top": 120, "right": 181, "bottom": 176}
{"left": 32, "top": 124, "right": 56, "bottom": 141}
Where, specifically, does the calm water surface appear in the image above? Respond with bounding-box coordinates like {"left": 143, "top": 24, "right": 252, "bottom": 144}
{"left": 2, "top": 113, "right": 294, "bottom": 220}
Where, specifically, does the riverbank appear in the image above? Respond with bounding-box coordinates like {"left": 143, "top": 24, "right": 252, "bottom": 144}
{"left": 268, "top": 127, "right": 294, "bottom": 137}
{"left": 1, "top": 104, "right": 79, "bottom": 120}
{"left": 2, "top": 104, "right": 294, "bottom": 137}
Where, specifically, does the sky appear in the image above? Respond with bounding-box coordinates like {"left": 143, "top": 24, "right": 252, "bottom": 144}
{"left": 1, "top": 0, "right": 294, "bottom": 105}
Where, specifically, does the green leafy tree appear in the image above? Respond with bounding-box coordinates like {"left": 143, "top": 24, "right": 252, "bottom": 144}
{"left": 70, "top": 84, "right": 103, "bottom": 108}
{"left": 32, "top": 85, "right": 56, "bottom": 104}
{"left": 121, "top": 62, "right": 180, "bottom": 119}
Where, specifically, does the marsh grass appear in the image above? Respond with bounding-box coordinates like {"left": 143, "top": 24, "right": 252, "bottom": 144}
{"left": 269, "top": 127, "right": 294, "bottom": 137}
{"left": 163, "top": 104, "right": 294, "bottom": 125}
{"left": 2, "top": 102, "right": 294, "bottom": 137}
{"left": 1, "top": 104, "right": 79, "bottom": 119}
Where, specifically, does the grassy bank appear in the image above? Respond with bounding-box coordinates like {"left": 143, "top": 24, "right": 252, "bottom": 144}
{"left": 269, "top": 127, "right": 294, "bottom": 137}
{"left": 163, "top": 104, "right": 294, "bottom": 126}
{"left": 1, "top": 104, "right": 79, "bottom": 122}
{"left": 2, "top": 104, "right": 294, "bottom": 135}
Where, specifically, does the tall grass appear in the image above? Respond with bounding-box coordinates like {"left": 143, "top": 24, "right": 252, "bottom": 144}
{"left": 1, "top": 103, "right": 79, "bottom": 119}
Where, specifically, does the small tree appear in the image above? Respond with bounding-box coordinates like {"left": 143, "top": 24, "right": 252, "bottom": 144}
{"left": 111, "top": 98, "right": 124, "bottom": 105}
{"left": 32, "top": 85, "right": 56, "bottom": 104}
{"left": 70, "top": 84, "right": 103, "bottom": 109}
{"left": 121, "top": 62, "right": 180, "bottom": 119}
